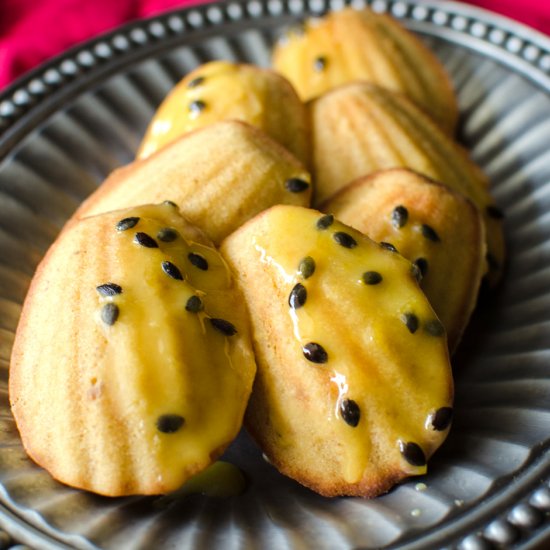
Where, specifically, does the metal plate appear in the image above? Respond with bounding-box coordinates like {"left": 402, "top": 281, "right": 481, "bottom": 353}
{"left": 1, "top": 1, "right": 550, "bottom": 548}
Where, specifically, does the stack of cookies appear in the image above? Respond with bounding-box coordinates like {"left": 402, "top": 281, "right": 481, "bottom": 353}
{"left": 10, "top": 7, "right": 504, "bottom": 498}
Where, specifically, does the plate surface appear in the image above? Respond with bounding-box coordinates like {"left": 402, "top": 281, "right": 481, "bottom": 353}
{"left": 1, "top": 1, "right": 550, "bottom": 548}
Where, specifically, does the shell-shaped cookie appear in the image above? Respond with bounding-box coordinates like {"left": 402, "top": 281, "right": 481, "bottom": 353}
{"left": 10, "top": 203, "right": 256, "bottom": 496}
{"left": 137, "top": 61, "right": 310, "bottom": 166}
{"left": 272, "top": 7, "right": 457, "bottom": 133}
{"left": 221, "top": 205, "right": 453, "bottom": 498}
{"left": 310, "top": 82, "right": 505, "bottom": 286}
{"left": 74, "top": 121, "right": 312, "bottom": 245}
{"left": 323, "top": 169, "right": 486, "bottom": 351}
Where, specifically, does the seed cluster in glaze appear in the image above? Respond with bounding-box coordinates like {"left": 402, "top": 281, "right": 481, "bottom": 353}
{"left": 325, "top": 169, "right": 487, "bottom": 351}
{"left": 221, "top": 205, "right": 454, "bottom": 496}
{"left": 113, "top": 212, "right": 236, "bottom": 325}
{"left": 285, "top": 212, "right": 449, "bottom": 465}
{"left": 9, "top": 202, "right": 257, "bottom": 497}
{"left": 96, "top": 209, "right": 245, "bottom": 440}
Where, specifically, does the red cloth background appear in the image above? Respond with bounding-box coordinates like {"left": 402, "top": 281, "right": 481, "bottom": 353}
{"left": 0, "top": 0, "right": 549, "bottom": 90}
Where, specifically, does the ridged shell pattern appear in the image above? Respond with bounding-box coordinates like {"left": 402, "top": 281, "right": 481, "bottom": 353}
{"left": 1, "top": 1, "right": 550, "bottom": 548}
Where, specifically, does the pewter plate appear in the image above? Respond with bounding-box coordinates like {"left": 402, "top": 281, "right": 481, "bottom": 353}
{"left": 1, "top": 1, "right": 550, "bottom": 548}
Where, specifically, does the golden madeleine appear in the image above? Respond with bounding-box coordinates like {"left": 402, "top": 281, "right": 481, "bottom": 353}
{"left": 273, "top": 7, "right": 457, "bottom": 132}
{"left": 75, "top": 121, "right": 312, "bottom": 245}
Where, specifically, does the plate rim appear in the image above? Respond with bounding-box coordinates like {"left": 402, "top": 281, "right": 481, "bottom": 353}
{"left": 1, "top": 0, "right": 550, "bottom": 158}
{"left": 1, "top": 1, "right": 550, "bottom": 549}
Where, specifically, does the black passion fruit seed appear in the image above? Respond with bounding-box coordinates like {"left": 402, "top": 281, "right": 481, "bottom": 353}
{"left": 313, "top": 55, "right": 328, "bottom": 71}
{"left": 157, "top": 228, "right": 179, "bottom": 242}
{"left": 210, "top": 318, "right": 237, "bottom": 336}
{"left": 285, "top": 178, "right": 310, "bottom": 193}
{"left": 298, "top": 256, "right": 316, "bottom": 279}
{"left": 163, "top": 200, "right": 178, "bottom": 208}
{"left": 340, "top": 399, "right": 360, "bottom": 427}
{"left": 391, "top": 205, "right": 409, "bottom": 228}
{"left": 116, "top": 217, "right": 139, "bottom": 231}
{"left": 362, "top": 271, "right": 383, "bottom": 285}
{"left": 96, "top": 283, "right": 122, "bottom": 297}
{"left": 414, "top": 258, "right": 428, "bottom": 278}
{"left": 302, "top": 342, "right": 328, "bottom": 364}
{"left": 189, "top": 99, "right": 207, "bottom": 115}
{"left": 162, "top": 261, "right": 184, "bottom": 280}
{"left": 101, "top": 303, "right": 119, "bottom": 326}
{"left": 188, "top": 252, "right": 209, "bottom": 271}
{"left": 187, "top": 76, "right": 205, "bottom": 88}
{"left": 333, "top": 232, "right": 357, "bottom": 249}
{"left": 185, "top": 295, "right": 204, "bottom": 313}
{"left": 425, "top": 319, "right": 445, "bottom": 337}
{"left": 399, "top": 441, "right": 426, "bottom": 466}
{"left": 380, "top": 242, "right": 398, "bottom": 253}
{"left": 289, "top": 283, "right": 307, "bottom": 309}
{"left": 134, "top": 232, "right": 158, "bottom": 248}
{"left": 401, "top": 312, "right": 419, "bottom": 334}
{"left": 421, "top": 224, "right": 440, "bottom": 243}
{"left": 316, "top": 214, "right": 334, "bottom": 230}
{"left": 428, "top": 407, "right": 453, "bottom": 431}
{"left": 156, "top": 414, "right": 185, "bottom": 433}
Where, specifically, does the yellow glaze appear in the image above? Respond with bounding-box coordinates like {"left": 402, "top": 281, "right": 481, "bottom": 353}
{"left": 137, "top": 61, "right": 309, "bottom": 166}
{"left": 10, "top": 203, "right": 256, "bottom": 496}
{"left": 324, "top": 169, "right": 486, "bottom": 352}
{"left": 222, "top": 205, "right": 453, "bottom": 496}
{"left": 95, "top": 205, "right": 255, "bottom": 492}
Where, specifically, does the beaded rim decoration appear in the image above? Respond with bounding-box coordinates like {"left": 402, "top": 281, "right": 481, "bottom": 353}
{"left": 1, "top": 0, "right": 550, "bottom": 154}
{"left": 0, "top": 1, "right": 550, "bottom": 549}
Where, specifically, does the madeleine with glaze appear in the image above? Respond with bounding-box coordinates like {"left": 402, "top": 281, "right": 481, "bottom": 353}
{"left": 10, "top": 203, "right": 256, "bottom": 496}
{"left": 221, "top": 205, "right": 453, "bottom": 497}
{"left": 323, "top": 169, "right": 486, "bottom": 351}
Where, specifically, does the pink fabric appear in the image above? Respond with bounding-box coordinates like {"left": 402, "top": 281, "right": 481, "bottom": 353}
{"left": 0, "top": 0, "right": 549, "bottom": 90}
